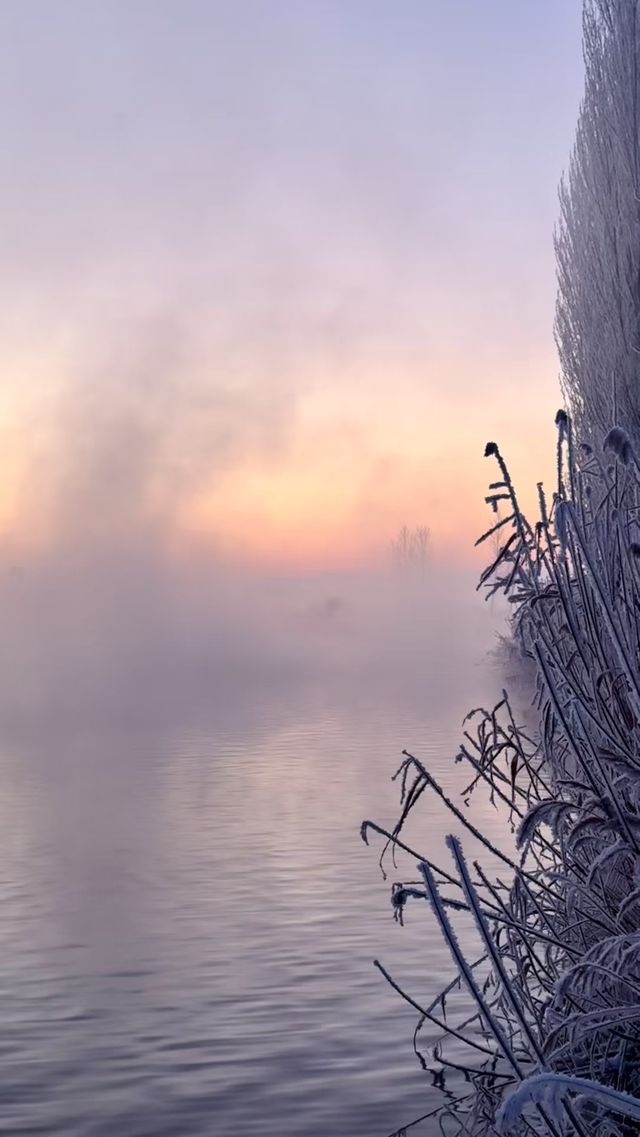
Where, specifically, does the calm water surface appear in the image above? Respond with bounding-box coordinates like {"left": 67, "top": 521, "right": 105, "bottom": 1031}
{"left": 0, "top": 592, "right": 514, "bottom": 1136}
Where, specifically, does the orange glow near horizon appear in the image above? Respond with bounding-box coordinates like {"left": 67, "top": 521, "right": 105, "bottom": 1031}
{"left": 178, "top": 356, "right": 560, "bottom": 571}
{"left": 0, "top": 346, "right": 561, "bottom": 573}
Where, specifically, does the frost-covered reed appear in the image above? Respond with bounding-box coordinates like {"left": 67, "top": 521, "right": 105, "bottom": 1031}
{"left": 363, "top": 415, "right": 640, "bottom": 1135}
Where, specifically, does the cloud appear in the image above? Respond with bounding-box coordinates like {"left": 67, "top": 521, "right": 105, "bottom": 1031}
{"left": 17, "top": 310, "right": 295, "bottom": 553}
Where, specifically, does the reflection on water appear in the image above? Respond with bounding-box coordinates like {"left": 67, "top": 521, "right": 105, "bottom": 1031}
{"left": 0, "top": 582, "right": 512, "bottom": 1135}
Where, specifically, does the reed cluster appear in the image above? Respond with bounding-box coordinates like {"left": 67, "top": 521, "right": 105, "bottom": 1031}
{"left": 363, "top": 414, "right": 640, "bottom": 1135}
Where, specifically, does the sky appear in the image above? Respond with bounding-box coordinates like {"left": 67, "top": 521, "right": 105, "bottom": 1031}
{"left": 0, "top": 0, "right": 585, "bottom": 571}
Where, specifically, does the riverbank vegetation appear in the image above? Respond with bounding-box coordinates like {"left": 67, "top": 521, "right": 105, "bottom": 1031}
{"left": 364, "top": 417, "right": 640, "bottom": 1134}
{"left": 364, "top": 2, "right": 640, "bottom": 1132}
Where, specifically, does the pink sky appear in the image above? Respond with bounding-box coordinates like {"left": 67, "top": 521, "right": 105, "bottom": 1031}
{"left": 0, "top": 1, "right": 584, "bottom": 571}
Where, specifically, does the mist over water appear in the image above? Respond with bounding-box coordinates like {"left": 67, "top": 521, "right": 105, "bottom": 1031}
{"left": 0, "top": 534, "right": 495, "bottom": 725}
{"left": 0, "top": 230, "right": 514, "bottom": 1135}
{"left": 0, "top": 532, "right": 510, "bottom": 1135}
{"left": 0, "top": 2, "right": 586, "bottom": 1132}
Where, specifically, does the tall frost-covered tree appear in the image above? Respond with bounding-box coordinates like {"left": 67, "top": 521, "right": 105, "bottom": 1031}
{"left": 556, "top": 0, "right": 640, "bottom": 442}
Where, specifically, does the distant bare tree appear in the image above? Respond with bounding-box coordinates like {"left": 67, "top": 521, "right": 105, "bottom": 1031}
{"left": 556, "top": 0, "right": 640, "bottom": 443}
{"left": 390, "top": 524, "right": 430, "bottom": 575}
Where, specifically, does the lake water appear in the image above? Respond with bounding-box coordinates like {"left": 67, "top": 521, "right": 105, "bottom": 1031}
{"left": 0, "top": 578, "right": 515, "bottom": 1136}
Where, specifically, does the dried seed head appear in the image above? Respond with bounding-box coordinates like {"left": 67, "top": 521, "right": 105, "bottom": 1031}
{"left": 604, "top": 425, "right": 634, "bottom": 465}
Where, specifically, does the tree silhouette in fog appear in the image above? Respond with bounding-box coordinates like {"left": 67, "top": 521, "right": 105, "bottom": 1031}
{"left": 390, "top": 525, "right": 429, "bottom": 576}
